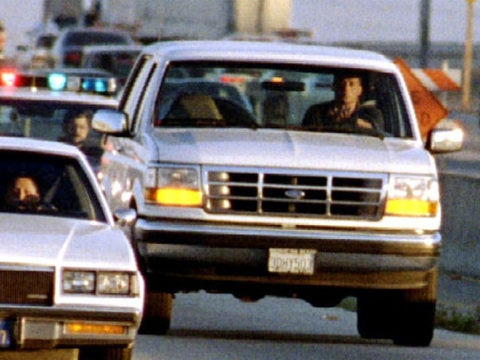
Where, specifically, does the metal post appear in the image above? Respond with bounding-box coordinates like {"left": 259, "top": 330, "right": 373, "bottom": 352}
{"left": 462, "top": 0, "right": 476, "bottom": 111}
{"left": 420, "top": 0, "right": 431, "bottom": 68}
{"left": 256, "top": 0, "right": 266, "bottom": 35}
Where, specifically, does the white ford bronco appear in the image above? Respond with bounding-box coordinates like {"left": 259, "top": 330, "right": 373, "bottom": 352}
{"left": 92, "top": 41, "right": 461, "bottom": 346}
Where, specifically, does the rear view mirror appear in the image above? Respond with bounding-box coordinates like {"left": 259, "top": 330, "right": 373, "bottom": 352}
{"left": 261, "top": 81, "right": 305, "bottom": 92}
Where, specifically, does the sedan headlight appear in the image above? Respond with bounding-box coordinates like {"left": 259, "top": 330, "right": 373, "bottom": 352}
{"left": 63, "top": 270, "right": 139, "bottom": 295}
{"left": 97, "top": 273, "right": 131, "bottom": 295}
{"left": 145, "top": 166, "right": 202, "bottom": 207}
{"left": 63, "top": 271, "right": 95, "bottom": 293}
{"left": 385, "top": 176, "right": 439, "bottom": 217}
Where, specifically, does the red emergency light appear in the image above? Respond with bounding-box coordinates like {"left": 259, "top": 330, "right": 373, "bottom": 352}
{"left": 0, "top": 69, "right": 17, "bottom": 87}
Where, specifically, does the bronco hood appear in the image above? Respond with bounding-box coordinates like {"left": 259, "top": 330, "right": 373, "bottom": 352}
{"left": 153, "top": 129, "right": 436, "bottom": 175}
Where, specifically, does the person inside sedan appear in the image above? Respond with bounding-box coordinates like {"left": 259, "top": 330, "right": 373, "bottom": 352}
{"left": 4, "top": 174, "right": 43, "bottom": 212}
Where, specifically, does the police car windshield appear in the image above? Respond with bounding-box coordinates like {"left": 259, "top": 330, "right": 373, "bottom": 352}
{"left": 0, "top": 100, "right": 110, "bottom": 143}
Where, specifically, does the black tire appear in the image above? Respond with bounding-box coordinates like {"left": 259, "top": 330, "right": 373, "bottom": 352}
{"left": 358, "top": 294, "right": 435, "bottom": 346}
{"left": 357, "top": 294, "right": 395, "bottom": 339}
{"left": 79, "top": 346, "right": 133, "bottom": 360}
{"left": 392, "top": 301, "right": 435, "bottom": 347}
{"left": 139, "top": 291, "right": 173, "bottom": 335}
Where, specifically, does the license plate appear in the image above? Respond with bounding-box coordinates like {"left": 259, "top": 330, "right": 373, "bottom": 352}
{"left": 0, "top": 320, "right": 13, "bottom": 347}
{"left": 268, "top": 248, "right": 316, "bottom": 275}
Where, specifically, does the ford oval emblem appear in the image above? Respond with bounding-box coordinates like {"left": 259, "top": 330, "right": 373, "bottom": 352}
{"left": 285, "top": 189, "right": 305, "bottom": 199}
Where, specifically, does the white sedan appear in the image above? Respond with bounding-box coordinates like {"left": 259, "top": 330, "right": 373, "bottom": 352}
{"left": 0, "top": 137, "right": 144, "bottom": 360}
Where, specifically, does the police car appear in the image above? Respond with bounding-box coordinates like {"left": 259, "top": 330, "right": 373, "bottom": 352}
{"left": 0, "top": 69, "right": 119, "bottom": 172}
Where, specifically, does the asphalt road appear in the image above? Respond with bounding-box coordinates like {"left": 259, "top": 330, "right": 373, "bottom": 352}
{"left": 132, "top": 292, "right": 480, "bottom": 360}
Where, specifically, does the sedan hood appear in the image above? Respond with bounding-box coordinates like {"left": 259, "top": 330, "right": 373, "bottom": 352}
{"left": 0, "top": 214, "right": 137, "bottom": 270}
{"left": 153, "top": 129, "right": 436, "bottom": 175}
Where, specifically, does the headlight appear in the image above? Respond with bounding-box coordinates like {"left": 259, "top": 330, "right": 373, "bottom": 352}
{"left": 145, "top": 166, "right": 202, "bottom": 207}
{"left": 63, "top": 271, "right": 95, "bottom": 294}
{"left": 63, "top": 270, "right": 138, "bottom": 295}
{"left": 385, "top": 176, "right": 439, "bottom": 217}
{"left": 97, "top": 273, "right": 130, "bottom": 295}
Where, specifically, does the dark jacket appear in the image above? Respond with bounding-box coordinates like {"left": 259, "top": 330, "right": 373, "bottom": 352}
{"left": 302, "top": 100, "right": 384, "bottom": 132}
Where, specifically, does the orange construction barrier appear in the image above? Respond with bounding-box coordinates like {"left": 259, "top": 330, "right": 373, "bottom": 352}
{"left": 394, "top": 58, "right": 449, "bottom": 138}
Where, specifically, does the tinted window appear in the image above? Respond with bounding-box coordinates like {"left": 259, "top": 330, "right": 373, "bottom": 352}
{"left": 0, "top": 151, "right": 106, "bottom": 221}
{"left": 86, "top": 51, "right": 140, "bottom": 77}
{"left": 64, "top": 32, "right": 132, "bottom": 46}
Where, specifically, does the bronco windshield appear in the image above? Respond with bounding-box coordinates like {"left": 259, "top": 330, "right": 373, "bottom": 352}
{"left": 154, "top": 62, "right": 413, "bottom": 139}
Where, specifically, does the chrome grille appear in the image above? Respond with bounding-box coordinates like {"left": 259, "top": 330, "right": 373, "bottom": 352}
{"left": 0, "top": 266, "right": 54, "bottom": 306}
{"left": 205, "top": 168, "right": 387, "bottom": 220}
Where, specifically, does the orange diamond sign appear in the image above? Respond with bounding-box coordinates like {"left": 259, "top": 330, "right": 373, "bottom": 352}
{"left": 394, "top": 58, "right": 449, "bottom": 138}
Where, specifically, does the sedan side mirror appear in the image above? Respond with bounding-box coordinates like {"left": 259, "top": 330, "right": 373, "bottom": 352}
{"left": 113, "top": 208, "right": 137, "bottom": 227}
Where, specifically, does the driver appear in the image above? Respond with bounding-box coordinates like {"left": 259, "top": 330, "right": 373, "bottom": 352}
{"left": 302, "top": 72, "right": 383, "bottom": 132}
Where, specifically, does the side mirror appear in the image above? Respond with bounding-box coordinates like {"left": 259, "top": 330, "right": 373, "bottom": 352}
{"left": 92, "top": 109, "right": 130, "bottom": 136}
{"left": 427, "top": 119, "right": 463, "bottom": 153}
{"left": 113, "top": 208, "right": 137, "bottom": 227}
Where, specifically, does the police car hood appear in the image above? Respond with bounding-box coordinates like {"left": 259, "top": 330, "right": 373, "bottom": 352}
{"left": 153, "top": 129, "right": 436, "bottom": 174}
{"left": 0, "top": 214, "right": 137, "bottom": 270}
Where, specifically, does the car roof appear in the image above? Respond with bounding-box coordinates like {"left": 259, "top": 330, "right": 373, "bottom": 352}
{"left": 35, "top": 67, "right": 115, "bottom": 77}
{"left": 144, "top": 40, "right": 397, "bottom": 73}
{"left": 0, "top": 136, "right": 83, "bottom": 158}
{"left": 0, "top": 87, "right": 119, "bottom": 106}
{"left": 56, "top": 27, "right": 135, "bottom": 42}
{"left": 81, "top": 44, "right": 144, "bottom": 54}
{"left": 58, "top": 27, "right": 133, "bottom": 35}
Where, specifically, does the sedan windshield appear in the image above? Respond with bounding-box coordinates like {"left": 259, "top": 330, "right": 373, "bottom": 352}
{"left": 154, "top": 62, "right": 413, "bottom": 138}
{"left": 0, "top": 151, "right": 106, "bottom": 221}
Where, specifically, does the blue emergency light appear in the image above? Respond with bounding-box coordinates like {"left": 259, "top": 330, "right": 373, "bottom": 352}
{"left": 47, "top": 73, "right": 68, "bottom": 90}
{"left": 47, "top": 73, "right": 119, "bottom": 95}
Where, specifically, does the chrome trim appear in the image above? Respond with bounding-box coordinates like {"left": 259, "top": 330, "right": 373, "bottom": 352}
{"left": 203, "top": 166, "right": 388, "bottom": 220}
{"left": 136, "top": 218, "right": 441, "bottom": 246}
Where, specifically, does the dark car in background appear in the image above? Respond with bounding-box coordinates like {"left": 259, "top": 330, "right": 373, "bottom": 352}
{"left": 51, "top": 28, "right": 136, "bottom": 68}
{"left": 16, "top": 32, "right": 58, "bottom": 70}
{"left": 81, "top": 44, "right": 143, "bottom": 82}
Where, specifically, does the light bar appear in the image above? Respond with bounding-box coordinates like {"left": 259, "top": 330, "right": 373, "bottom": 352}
{"left": 47, "top": 73, "right": 119, "bottom": 95}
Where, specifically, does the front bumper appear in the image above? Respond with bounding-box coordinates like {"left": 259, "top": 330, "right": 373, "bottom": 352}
{"left": 136, "top": 219, "right": 441, "bottom": 296}
{"left": 0, "top": 306, "right": 140, "bottom": 350}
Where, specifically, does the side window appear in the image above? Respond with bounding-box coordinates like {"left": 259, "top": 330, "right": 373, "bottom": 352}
{"left": 373, "top": 74, "right": 413, "bottom": 138}
{"left": 131, "top": 63, "right": 158, "bottom": 134}
{"left": 121, "top": 55, "right": 154, "bottom": 123}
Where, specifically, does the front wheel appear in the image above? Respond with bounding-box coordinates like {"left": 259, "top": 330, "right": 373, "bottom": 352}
{"left": 139, "top": 291, "right": 173, "bottom": 335}
{"left": 357, "top": 293, "right": 395, "bottom": 339}
{"left": 392, "top": 301, "right": 436, "bottom": 346}
{"left": 357, "top": 294, "right": 436, "bottom": 346}
{"left": 79, "top": 346, "right": 132, "bottom": 360}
